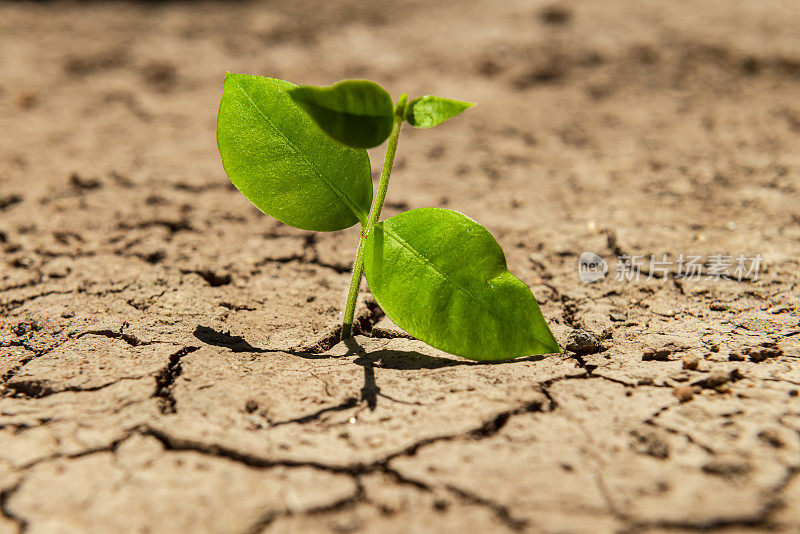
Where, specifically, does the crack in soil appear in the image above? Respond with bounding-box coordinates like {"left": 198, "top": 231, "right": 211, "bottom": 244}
{"left": 2, "top": 283, "right": 133, "bottom": 314}
{"left": 0, "top": 289, "right": 77, "bottom": 314}
{"left": 0, "top": 338, "right": 75, "bottom": 397}
{"left": 0, "top": 483, "right": 27, "bottom": 534}
{"left": 4, "top": 375, "right": 148, "bottom": 399}
{"left": 76, "top": 328, "right": 148, "bottom": 347}
{"left": 136, "top": 416, "right": 541, "bottom": 533}
{"left": 444, "top": 484, "right": 528, "bottom": 531}
{"left": 269, "top": 397, "right": 360, "bottom": 427}
{"left": 154, "top": 346, "right": 200, "bottom": 414}
{"left": 0, "top": 433, "right": 138, "bottom": 532}
{"left": 5, "top": 372, "right": 792, "bottom": 532}
{"left": 242, "top": 480, "right": 365, "bottom": 534}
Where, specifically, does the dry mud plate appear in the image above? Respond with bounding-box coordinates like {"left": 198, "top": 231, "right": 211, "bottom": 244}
{"left": 1, "top": 1, "right": 799, "bottom": 533}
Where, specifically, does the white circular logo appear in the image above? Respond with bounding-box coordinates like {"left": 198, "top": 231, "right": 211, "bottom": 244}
{"left": 578, "top": 252, "right": 607, "bottom": 283}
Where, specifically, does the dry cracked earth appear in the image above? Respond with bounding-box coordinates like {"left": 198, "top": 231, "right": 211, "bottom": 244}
{"left": 1, "top": 0, "right": 800, "bottom": 533}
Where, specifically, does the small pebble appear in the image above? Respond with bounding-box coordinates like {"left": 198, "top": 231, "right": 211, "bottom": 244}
{"left": 728, "top": 352, "right": 745, "bottom": 362}
{"left": 643, "top": 349, "right": 671, "bottom": 361}
{"left": 744, "top": 346, "right": 783, "bottom": 363}
{"left": 701, "top": 370, "right": 731, "bottom": 388}
{"left": 692, "top": 368, "right": 743, "bottom": 390}
{"left": 433, "top": 499, "right": 449, "bottom": 511}
{"left": 682, "top": 354, "right": 699, "bottom": 370}
{"left": 565, "top": 329, "right": 602, "bottom": 355}
{"left": 673, "top": 386, "right": 694, "bottom": 403}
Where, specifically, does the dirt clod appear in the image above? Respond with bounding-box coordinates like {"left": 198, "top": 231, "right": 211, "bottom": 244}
{"left": 743, "top": 345, "right": 783, "bottom": 363}
{"left": 692, "top": 369, "right": 744, "bottom": 390}
{"left": 565, "top": 329, "right": 603, "bottom": 355}
{"left": 643, "top": 349, "right": 671, "bottom": 361}
{"left": 681, "top": 353, "right": 700, "bottom": 370}
{"left": 673, "top": 385, "right": 695, "bottom": 403}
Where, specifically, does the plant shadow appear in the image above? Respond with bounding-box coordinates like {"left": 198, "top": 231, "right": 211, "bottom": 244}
{"left": 193, "top": 325, "right": 272, "bottom": 353}
{"left": 193, "top": 324, "right": 548, "bottom": 367}
{"left": 193, "top": 325, "right": 549, "bottom": 411}
{"left": 361, "top": 347, "right": 548, "bottom": 370}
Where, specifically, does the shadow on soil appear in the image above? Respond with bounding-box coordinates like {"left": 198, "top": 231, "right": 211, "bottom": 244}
{"left": 194, "top": 324, "right": 550, "bottom": 411}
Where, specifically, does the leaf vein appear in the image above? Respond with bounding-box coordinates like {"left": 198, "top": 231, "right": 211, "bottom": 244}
{"left": 382, "top": 225, "right": 508, "bottom": 336}
{"left": 231, "top": 77, "right": 368, "bottom": 223}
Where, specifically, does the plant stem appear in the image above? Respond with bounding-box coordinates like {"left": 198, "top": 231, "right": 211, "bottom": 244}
{"left": 341, "top": 94, "right": 407, "bottom": 339}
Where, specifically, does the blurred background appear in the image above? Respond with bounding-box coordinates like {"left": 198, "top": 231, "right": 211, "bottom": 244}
{"left": 2, "top": 0, "right": 799, "bottom": 253}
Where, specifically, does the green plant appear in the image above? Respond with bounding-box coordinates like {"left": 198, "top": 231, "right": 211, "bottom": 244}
{"left": 216, "top": 74, "right": 560, "bottom": 360}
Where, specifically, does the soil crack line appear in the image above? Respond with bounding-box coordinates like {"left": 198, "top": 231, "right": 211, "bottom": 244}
{"left": 0, "top": 483, "right": 27, "bottom": 534}
{"left": 445, "top": 484, "right": 528, "bottom": 531}
{"left": 242, "top": 481, "right": 365, "bottom": 534}
{"left": 154, "top": 346, "right": 200, "bottom": 414}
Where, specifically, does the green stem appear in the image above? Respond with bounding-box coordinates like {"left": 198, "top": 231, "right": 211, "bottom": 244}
{"left": 341, "top": 94, "right": 407, "bottom": 339}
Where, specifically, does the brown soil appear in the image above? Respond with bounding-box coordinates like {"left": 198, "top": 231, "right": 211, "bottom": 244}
{"left": 1, "top": 1, "right": 799, "bottom": 532}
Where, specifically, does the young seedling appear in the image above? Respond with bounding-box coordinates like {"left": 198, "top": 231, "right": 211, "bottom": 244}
{"left": 217, "top": 75, "right": 560, "bottom": 360}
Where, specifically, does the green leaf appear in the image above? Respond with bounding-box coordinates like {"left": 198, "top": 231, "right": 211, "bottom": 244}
{"left": 288, "top": 80, "right": 394, "bottom": 149}
{"left": 364, "top": 208, "right": 560, "bottom": 361}
{"left": 405, "top": 95, "right": 473, "bottom": 129}
{"left": 216, "top": 73, "right": 372, "bottom": 232}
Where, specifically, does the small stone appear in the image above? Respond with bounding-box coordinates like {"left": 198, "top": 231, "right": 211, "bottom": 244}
{"left": 565, "top": 329, "right": 602, "bottom": 355}
{"left": 789, "top": 390, "right": 798, "bottom": 397}
{"left": 61, "top": 310, "right": 75, "bottom": 318}
{"left": 643, "top": 349, "right": 671, "bottom": 361}
{"left": 244, "top": 400, "right": 258, "bottom": 413}
{"left": 609, "top": 312, "right": 627, "bottom": 322}
{"left": 682, "top": 354, "right": 699, "bottom": 370}
{"left": 744, "top": 345, "right": 783, "bottom": 363}
{"left": 700, "top": 370, "right": 730, "bottom": 388}
{"left": 643, "top": 341, "right": 689, "bottom": 361}
{"left": 433, "top": 498, "right": 449, "bottom": 511}
{"left": 728, "top": 352, "right": 745, "bottom": 362}
{"left": 692, "top": 368, "right": 743, "bottom": 390}
{"left": 673, "top": 386, "right": 694, "bottom": 403}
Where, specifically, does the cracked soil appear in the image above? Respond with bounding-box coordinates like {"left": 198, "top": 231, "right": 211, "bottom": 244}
{"left": 1, "top": 0, "right": 799, "bottom": 532}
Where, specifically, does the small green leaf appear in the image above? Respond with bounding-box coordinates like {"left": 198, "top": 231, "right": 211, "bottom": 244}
{"left": 289, "top": 80, "right": 394, "bottom": 149}
{"left": 364, "top": 208, "right": 560, "bottom": 360}
{"left": 216, "top": 73, "right": 373, "bottom": 232}
{"left": 405, "top": 95, "right": 473, "bottom": 129}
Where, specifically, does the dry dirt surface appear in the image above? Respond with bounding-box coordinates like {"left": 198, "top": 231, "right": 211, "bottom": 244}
{"left": 1, "top": 0, "right": 800, "bottom": 533}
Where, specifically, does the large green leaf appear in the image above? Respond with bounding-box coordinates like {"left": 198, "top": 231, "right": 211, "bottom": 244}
{"left": 217, "top": 73, "right": 372, "bottom": 231}
{"left": 364, "top": 208, "right": 560, "bottom": 360}
{"left": 289, "top": 80, "right": 394, "bottom": 149}
{"left": 405, "top": 95, "right": 473, "bottom": 129}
